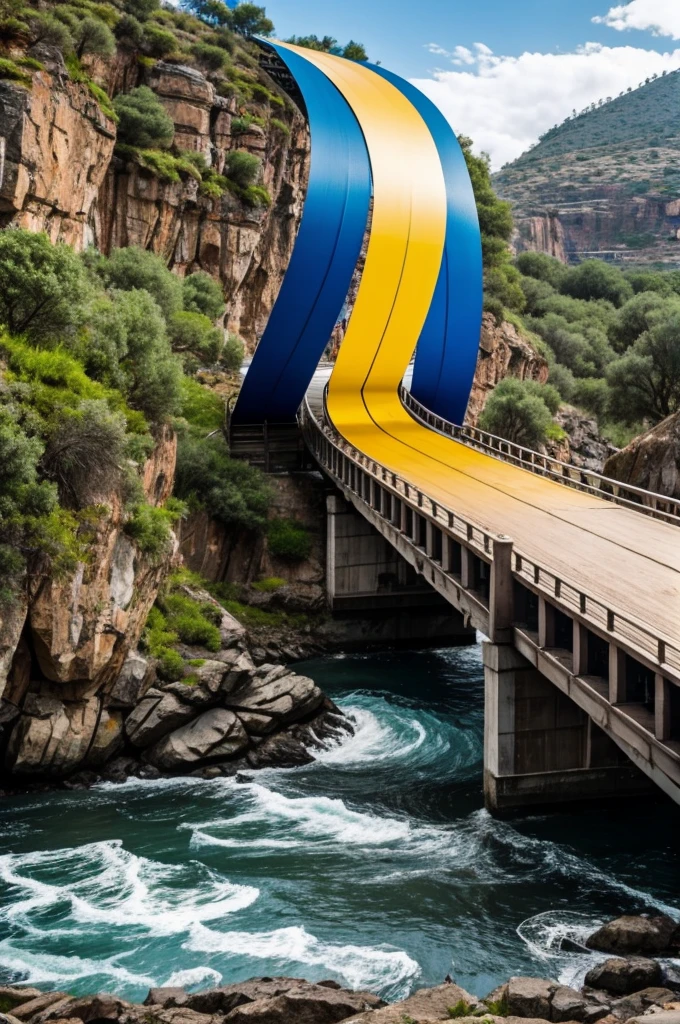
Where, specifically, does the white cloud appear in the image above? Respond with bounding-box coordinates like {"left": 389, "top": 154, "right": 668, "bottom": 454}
{"left": 452, "top": 45, "right": 476, "bottom": 65}
{"left": 425, "top": 42, "right": 451, "bottom": 56}
{"left": 593, "top": 1, "right": 680, "bottom": 40}
{"left": 411, "top": 42, "right": 680, "bottom": 170}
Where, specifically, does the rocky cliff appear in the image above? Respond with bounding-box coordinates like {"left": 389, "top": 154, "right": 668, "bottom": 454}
{"left": 494, "top": 70, "right": 680, "bottom": 267}
{"left": 603, "top": 412, "right": 680, "bottom": 498}
{"left": 0, "top": 46, "right": 309, "bottom": 346}
{"left": 465, "top": 313, "right": 549, "bottom": 426}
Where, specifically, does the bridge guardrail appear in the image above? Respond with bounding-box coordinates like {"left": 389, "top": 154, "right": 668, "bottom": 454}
{"left": 400, "top": 386, "right": 680, "bottom": 527}
{"left": 300, "top": 391, "right": 680, "bottom": 687}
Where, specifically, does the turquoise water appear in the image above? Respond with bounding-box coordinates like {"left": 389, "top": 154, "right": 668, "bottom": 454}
{"left": 0, "top": 645, "right": 678, "bottom": 1002}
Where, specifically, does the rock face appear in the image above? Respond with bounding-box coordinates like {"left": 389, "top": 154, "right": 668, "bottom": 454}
{"left": 603, "top": 414, "right": 680, "bottom": 500}
{"left": 146, "top": 708, "right": 248, "bottom": 770}
{"left": 0, "top": 51, "right": 309, "bottom": 348}
{"left": 549, "top": 406, "right": 617, "bottom": 473}
{"left": 465, "top": 313, "right": 549, "bottom": 427}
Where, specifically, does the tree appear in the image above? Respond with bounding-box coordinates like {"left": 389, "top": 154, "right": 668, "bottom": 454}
{"left": 458, "top": 135, "right": 513, "bottom": 270}
{"left": 342, "top": 39, "right": 367, "bottom": 59}
{"left": 41, "top": 400, "right": 127, "bottom": 508}
{"left": 607, "top": 314, "right": 680, "bottom": 424}
{"left": 114, "top": 13, "right": 144, "bottom": 46}
{"left": 180, "top": 0, "right": 233, "bottom": 25}
{"left": 231, "top": 2, "right": 273, "bottom": 37}
{"left": 560, "top": 260, "right": 633, "bottom": 308}
{"left": 222, "top": 332, "right": 244, "bottom": 370}
{"left": 609, "top": 293, "right": 680, "bottom": 352}
{"left": 75, "top": 16, "right": 116, "bottom": 58}
{"left": 143, "top": 24, "right": 178, "bottom": 57}
{"left": 174, "top": 433, "right": 271, "bottom": 529}
{"left": 515, "top": 251, "right": 567, "bottom": 289}
{"left": 225, "top": 150, "right": 260, "bottom": 187}
{"left": 26, "top": 10, "right": 73, "bottom": 49}
{"left": 547, "top": 362, "right": 576, "bottom": 402}
{"left": 124, "top": 0, "right": 158, "bottom": 20}
{"left": 0, "top": 230, "right": 87, "bottom": 342}
{"left": 113, "top": 85, "right": 175, "bottom": 149}
{"left": 168, "top": 311, "right": 223, "bottom": 363}
{"left": 191, "top": 41, "right": 227, "bottom": 70}
{"left": 478, "top": 378, "right": 554, "bottom": 448}
{"left": 572, "top": 377, "right": 610, "bottom": 420}
{"left": 115, "top": 289, "right": 183, "bottom": 420}
{"left": 182, "top": 271, "right": 225, "bottom": 320}
{"left": 102, "top": 245, "right": 183, "bottom": 319}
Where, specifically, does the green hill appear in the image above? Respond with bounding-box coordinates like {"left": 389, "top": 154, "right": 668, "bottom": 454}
{"left": 493, "top": 69, "right": 680, "bottom": 266}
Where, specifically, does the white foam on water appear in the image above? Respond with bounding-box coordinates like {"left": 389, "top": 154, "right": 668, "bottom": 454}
{"left": 315, "top": 706, "right": 427, "bottom": 765}
{"left": 187, "top": 782, "right": 412, "bottom": 850}
{"left": 0, "top": 840, "right": 259, "bottom": 937}
{"left": 163, "top": 966, "right": 223, "bottom": 990}
{"left": 184, "top": 922, "right": 420, "bottom": 998}
{"left": 0, "top": 942, "right": 155, "bottom": 988}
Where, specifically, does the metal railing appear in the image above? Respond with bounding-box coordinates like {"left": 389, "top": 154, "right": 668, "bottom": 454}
{"left": 400, "top": 386, "right": 680, "bottom": 527}
{"left": 299, "top": 392, "right": 680, "bottom": 687}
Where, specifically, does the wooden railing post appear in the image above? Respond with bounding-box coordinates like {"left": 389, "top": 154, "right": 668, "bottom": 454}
{"left": 655, "top": 674, "right": 671, "bottom": 741}
{"left": 489, "top": 536, "right": 514, "bottom": 643}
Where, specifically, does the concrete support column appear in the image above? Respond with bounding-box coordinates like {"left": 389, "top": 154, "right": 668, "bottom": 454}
{"left": 483, "top": 640, "right": 650, "bottom": 813}
{"left": 538, "top": 596, "right": 556, "bottom": 647}
{"left": 489, "top": 537, "right": 513, "bottom": 643}
{"left": 609, "top": 644, "right": 627, "bottom": 704}
{"left": 573, "top": 621, "right": 589, "bottom": 676}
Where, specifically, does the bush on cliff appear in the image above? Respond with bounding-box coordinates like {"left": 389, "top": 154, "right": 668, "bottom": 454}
{"left": 182, "top": 271, "right": 225, "bottom": 321}
{"left": 267, "top": 517, "right": 312, "bottom": 561}
{"left": 225, "top": 150, "right": 261, "bottom": 188}
{"left": 479, "top": 378, "right": 555, "bottom": 449}
{"left": 113, "top": 85, "right": 175, "bottom": 150}
{"left": 74, "top": 15, "right": 115, "bottom": 58}
{"left": 607, "top": 313, "right": 680, "bottom": 423}
{"left": 221, "top": 332, "right": 244, "bottom": 370}
{"left": 0, "top": 230, "right": 87, "bottom": 342}
{"left": 168, "top": 311, "right": 223, "bottom": 366}
{"left": 99, "top": 245, "right": 183, "bottom": 319}
{"left": 175, "top": 433, "right": 272, "bottom": 529}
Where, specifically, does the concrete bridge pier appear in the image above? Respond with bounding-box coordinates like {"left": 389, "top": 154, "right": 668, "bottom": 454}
{"left": 326, "top": 493, "right": 476, "bottom": 648}
{"left": 483, "top": 641, "right": 653, "bottom": 813}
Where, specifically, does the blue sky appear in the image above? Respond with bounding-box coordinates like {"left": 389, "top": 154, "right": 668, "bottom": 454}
{"left": 263, "top": 0, "right": 673, "bottom": 79}
{"left": 262, "top": 0, "right": 680, "bottom": 167}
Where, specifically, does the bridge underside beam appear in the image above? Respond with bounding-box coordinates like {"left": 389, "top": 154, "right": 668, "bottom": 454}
{"left": 326, "top": 493, "right": 476, "bottom": 648}
{"left": 483, "top": 641, "right": 655, "bottom": 813}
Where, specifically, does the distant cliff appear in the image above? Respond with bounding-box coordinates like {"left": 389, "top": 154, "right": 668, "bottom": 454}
{"left": 493, "top": 70, "right": 680, "bottom": 267}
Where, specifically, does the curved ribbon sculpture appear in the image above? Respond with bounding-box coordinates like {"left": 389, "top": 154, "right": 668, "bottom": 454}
{"left": 231, "top": 43, "right": 482, "bottom": 429}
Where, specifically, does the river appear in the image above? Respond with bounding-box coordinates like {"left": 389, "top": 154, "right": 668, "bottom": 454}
{"left": 0, "top": 644, "right": 678, "bottom": 1002}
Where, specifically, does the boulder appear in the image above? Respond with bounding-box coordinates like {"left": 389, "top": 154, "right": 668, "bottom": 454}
{"left": 125, "top": 692, "right": 194, "bottom": 748}
{"left": 587, "top": 915, "right": 679, "bottom": 955}
{"left": 585, "top": 958, "right": 662, "bottom": 995}
{"left": 551, "top": 986, "right": 587, "bottom": 1022}
{"left": 506, "top": 978, "right": 556, "bottom": 1020}
{"left": 146, "top": 709, "right": 249, "bottom": 770}
{"left": 11, "top": 994, "right": 69, "bottom": 1021}
{"left": 245, "top": 730, "right": 314, "bottom": 768}
{"left": 0, "top": 990, "right": 43, "bottom": 1010}
{"left": 144, "top": 990, "right": 188, "bottom": 1009}
{"left": 340, "top": 983, "right": 480, "bottom": 1023}
{"left": 128, "top": 1009, "right": 220, "bottom": 1024}
{"left": 610, "top": 987, "right": 676, "bottom": 1020}
{"left": 107, "top": 652, "right": 152, "bottom": 709}
{"left": 186, "top": 980, "right": 383, "bottom": 1019}
{"left": 625, "top": 1014, "right": 680, "bottom": 1024}
{"left": 225, "top": 669, "right": 324, "bottom": 735}
{"left": 31, "top": 995, "right": 131, "bottom": 1024}
{"left": 6, "top": 695, "right": 99, "bottom": 776}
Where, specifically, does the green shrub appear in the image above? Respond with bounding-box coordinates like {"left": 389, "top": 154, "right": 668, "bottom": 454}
{"left": 169, "top": 310, "right": 223, "bottom": 364}
{"left": 200, "top": 179, "right": 224, "bottom": 200}
{"left": 183, "top": 271, "right": 225, "bottom": 320}
{"left": 485, "top": 994, "right": 509, "bottom": 1017}
{"left": 0, "top": 56, "right": 30, "bottom": 85}
{"left": 221, "top": 332, "right": 244, "bottom": 370}
{"left": 547, "top": 361, "right": 576, "bottom": 401}
{"left": 125, "top": 500, "right": 181, "bottom": 558}
{"left": 115, "top": 13, "right": 144, "bottom": 45}
{"left": 16, "top": 55, "right": 44, "bottom": 71}
{"left": 101, "top": 245, "right": 183, "bottom": 319}
{"left": 241, "top": 184, "right": 271, "bottom": 207}
{"left": 161, "top": 593, "right": 221, "bottom": 650}
{"left": 447, "top": 1002, "right": 474, "bottom": 1018}
{"left": 267, "top": 518, "right": 312, "bottom": 561}
{"left": 180, "top": 376, "right": 225, "bottom": 432}
{"left": 41, "top": 399, "right": 127, "bottom": 508}
{"left": 87, "top": 81, "right": 118, "bottom": 122}
{"left": 113, "top": 85, "right": 175, "bottom": 149}
{"left": 479, "top": 378, "right": 554, "bottom": 449}
{"left": 25, "top": 10, "right": 73, "bottom": 50}
{"left": 270, "top": 117, "right": 290, "bottom": 136}
{"left": 191, "top": 40, "right": 227, "bottom": 69}
{"left": 0, "top": 229, "right": 88, "bottom": 342}
{"left": 158, "top": 647, "right": 185, "bottom": 681}
{"left": 174, "top": 433, "right": 272, "bottom": 530}
{"left": 143, "top": 22, "right": 178, "bottom": 56}
{"left": 74, "top": 15, "right": 115, "bottom": 58}
{"left": 225, "top": 150, "right": 260, "bottom": 187}
{"left": 124, "top": 0, "right": 158, "bottom": 20}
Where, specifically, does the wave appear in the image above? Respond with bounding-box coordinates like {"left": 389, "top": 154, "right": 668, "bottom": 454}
{"left": 0, "top": 840, "right": 259, "bottom": 937}
{"left": 184, "top": 922, "right": 420, "bottom": 999}
{"left": 163, "top": 966, "right": 223, "bottom": 990}
{"left": 0, "top": 941, "right": 155, "bottom": 989}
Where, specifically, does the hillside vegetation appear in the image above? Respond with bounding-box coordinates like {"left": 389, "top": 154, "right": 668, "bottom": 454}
{"left": 494, "top": 70, "right": 680, "bottom": 266}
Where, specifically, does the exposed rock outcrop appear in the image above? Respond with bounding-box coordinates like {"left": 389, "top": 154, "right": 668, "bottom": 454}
{"left": 603, "top": 414, "right": 680, "bottom": 500}
{"left": 584, "top": 959, "right": 663, "bottom": 996}
{"left": 547, "top": 406, "right": 617, "bottom": 473}
{"left": 586, "top": 914, "right": 680, "bottom": 956}
{"left": 465, "top": 313, "right": 549, "bottom": 426}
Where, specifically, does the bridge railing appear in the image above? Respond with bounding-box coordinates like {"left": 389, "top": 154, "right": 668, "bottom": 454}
{"left": 300, "top": 391, "right": 680, "bottom": 687}
{"left": 400, "top": 385, "right": 680, "bottom": 527}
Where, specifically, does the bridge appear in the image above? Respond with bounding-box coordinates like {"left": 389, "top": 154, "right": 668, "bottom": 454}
{"left": 228, "top": 42, "right": 680, "bottom": 811}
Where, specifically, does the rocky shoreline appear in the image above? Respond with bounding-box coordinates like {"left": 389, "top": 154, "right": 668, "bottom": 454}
{"left": 0, "top": 915, "right": 678, "bottom": 1024}
{"left": 0, "top": 582, "right": 353, "bottom": 797}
